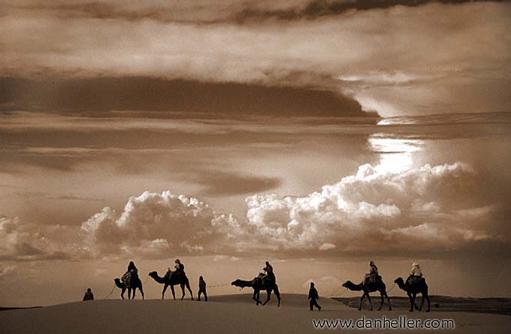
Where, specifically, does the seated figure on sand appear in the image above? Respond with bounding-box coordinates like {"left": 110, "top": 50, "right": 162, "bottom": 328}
{"left": 82, "top": 288, "right": 94, "bottom": 301}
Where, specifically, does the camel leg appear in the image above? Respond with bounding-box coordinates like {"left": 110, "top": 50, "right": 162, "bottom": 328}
{"left": 411, "top": 293, "right": 419, "bottom": 311}
{"left": 262, "top": 289, "right": 271, "bottom": 305}
{"left": 121, "top": 288, "right": 126, "bottom": 300}
{"left": 162, "top": 284, "right": 168, "bottom": 300}
{"left": 424, "top": 290, "right": 431, "bottom": 312}
{"left": 186, "top": 282, "right": 194, "bottom": 300}
{"left": 385, "top": 292, "right": 392, "bottom": 310}
{"left": 359, "top": 292, "right": 366, "bottom": 311}
{"left": 413, "top": 293, "right": 419, "bottom": 310}
{"left": 254, "top": 289, "right": 260, "bottom": 305}
{"left": 132, "top": 288, "right": 136, "bottom": 300}
{"left": 180, "top": 283, "right": 185, "bottom": 300}
{"left": 419, "top": 294, "right": 425, "bottom": 311}
{"left": 128, "top": 288, "right": 132, "bottom": 300}
{"left": 139, "top": 286, "right": 144, "bottom": 300}
{"left": 170, "top": 285, "right": 176, "bottom": 300}
{"left": 274, "top": 285, "right": 281, "bottom": 307}
{"left": 367, "top": 293, "right": 373, "bottom": 311}
{"left": 407, "top": 292, "right": 414, "bottom": 312}
{"left": 378, "top": 291, "right": 384, "bottom": 311}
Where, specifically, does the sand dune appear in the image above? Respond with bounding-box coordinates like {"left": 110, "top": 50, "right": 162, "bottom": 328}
{"left": 1, "top": 294, "right": 510, "bottom": 334}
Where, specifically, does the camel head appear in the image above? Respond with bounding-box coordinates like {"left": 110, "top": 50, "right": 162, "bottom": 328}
{"left": 231, "top": 279, "right": 243, "bottom": 287}
{"left": 342, "top": 280, "right": 362, "bottom": 291}
{"left": 342, "top": 280, "right": 353, "bottom": 288}
{"left": 148, "top": 271, "right": 167, "bottom": 284}
{"left": 114, "top": 278, "right": 124, "bottom": 289}
{"left": 394, "top": 277, "right": 407, "bottom": 290}
{"left": 232, "top": 279, "right": 253, "bottom": 288}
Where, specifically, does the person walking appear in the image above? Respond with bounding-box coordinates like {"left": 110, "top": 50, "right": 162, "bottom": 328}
{"left": 198, "top": 276, "right": 208, "bottom": 301}
{"left": 308, "top": 282, "right": 321, "bottom": 311}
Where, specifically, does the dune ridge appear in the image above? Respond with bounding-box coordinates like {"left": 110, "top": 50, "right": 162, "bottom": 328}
{"left": 1, "top": 294, "right": 510, "bottom": 334}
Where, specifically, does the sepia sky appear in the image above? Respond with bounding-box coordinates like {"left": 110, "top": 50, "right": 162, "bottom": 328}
{"left": 1, "top": 0, "right": 511, "bottom": 305}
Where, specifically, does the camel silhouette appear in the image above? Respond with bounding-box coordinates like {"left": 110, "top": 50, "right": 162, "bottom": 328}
{"left": 394, "top": 277, "right": 430, "bottom": 312}
{"left": 148, "top": 270, "right": 194, "bottom": 300}
{"left": 114, "top": 275, "right": 144, "bottom": 300}
{"left": 342, "top": 279, "right": 392, "bottom": 311}
{"left": 231, "top": 277, "right": 281, "bottom": 307}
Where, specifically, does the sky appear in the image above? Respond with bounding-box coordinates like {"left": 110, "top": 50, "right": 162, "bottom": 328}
{"left": 1, "top": 0, "right": 511, "bottom": 306}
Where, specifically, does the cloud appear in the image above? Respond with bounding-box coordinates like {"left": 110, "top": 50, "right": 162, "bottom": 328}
{"left": 79, "top": 161, "right": 502, "bottom": 259}
{"left": 0, "top": 264, "right": 16, "bottom": 275}
{"left": 319, "top": 243, "right": 336, "bottom": 251}
{"left": 2, "top": 160, "right": 505, "bottom": 260}
{"left": 195, "top": 171, "right": 282, "bottom": 196}
{"left": 1, "top": 2, "right": 510, "bottom": 117}
{"left": 1, "top": 0, "right": 307, "bottom": 25}
{"left": 0, "top": 77, "right": 366, "bottom": 117}
{"left": 4, "top": 1, "right": 498, "bottom": 24}
{"left": 243, "top": 162, "right": 496, "bottom": 255}
{"left": 81, "top": 191, "right": 240, "bottom": 258}
{"left": 0, "top": 215, "right": 82, "bottom": 260}
{"left": 233, "top": 0, "right": 490, "bottom": 22}
{"left": 0, "top": 216, "right": 49, "bottom": 259}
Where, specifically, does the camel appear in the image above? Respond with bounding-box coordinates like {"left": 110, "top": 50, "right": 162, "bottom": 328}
{"left": 114, "top": 274, "right": 144, "bottom": 300}
{"left": 342, "top": 279, "right": 392, "bottom": 311}
{"left": 394, "top": 277, "right": 430, "bottom": 312}
{"left": 148, "top": 270, "right": 194, "bottom": 300}
{"left": 231, "top": 276, "right": 281, "bottom": 307}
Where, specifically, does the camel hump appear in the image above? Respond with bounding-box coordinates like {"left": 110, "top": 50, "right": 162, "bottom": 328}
{"left": 406, "top": 276, "right": 425, "bottom": 286}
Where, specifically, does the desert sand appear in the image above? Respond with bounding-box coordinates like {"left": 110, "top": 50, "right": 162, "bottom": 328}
{"left": 1, "top": 294, "right": 510, "bottom": 334}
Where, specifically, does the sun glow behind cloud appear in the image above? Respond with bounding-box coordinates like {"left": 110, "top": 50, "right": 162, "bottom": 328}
{"left": 368, "top": 135, "right": 424, "bottom": 173}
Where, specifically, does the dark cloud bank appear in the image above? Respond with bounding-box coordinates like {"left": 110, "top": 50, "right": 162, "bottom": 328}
{"left": 0, "top": 77, "right": 375, "bottom": 119}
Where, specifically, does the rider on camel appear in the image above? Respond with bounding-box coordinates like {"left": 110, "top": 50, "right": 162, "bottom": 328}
{"left": 122, "top": 261, "right": 138, "bottom": 284}
{"left": 408, "top": 262, "right": 423, "bottom": 284}
{"left": 262, "top": 261, "right": 276, "bottom": 285}
{"left": 364, "top": 260, "right": 379, "bottom": 285}
{"left": 172, "top": 259, "right": 185, "bottom": 278}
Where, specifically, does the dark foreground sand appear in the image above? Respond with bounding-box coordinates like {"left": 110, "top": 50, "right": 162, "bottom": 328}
{"left": 1, "top": 294, "right": 510, "bottom": 333}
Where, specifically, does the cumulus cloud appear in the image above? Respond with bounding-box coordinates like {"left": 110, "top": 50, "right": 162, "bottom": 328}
{"left": 0, "top": 215, "right": 83, "bottom": 260}
{"left": 0, "top": 216, "right": 51, "bottom": 259}
{"left": 1, "top": 161, "right": 502, "bottom": 260}
{"left": 81, "top": 191, "right": 239, "bottom": 258}
{"left": 243, "top": 162, "right": 495, "bottom": 255}
{"left": 79, "top": 161, "right": 500, "bottom": 258}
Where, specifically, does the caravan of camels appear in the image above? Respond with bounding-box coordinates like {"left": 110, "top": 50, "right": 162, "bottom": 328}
{"left": 113, "top": 259, "right": 430, "bottom": 312}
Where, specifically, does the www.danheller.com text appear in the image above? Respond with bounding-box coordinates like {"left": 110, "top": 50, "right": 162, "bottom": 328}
{"left": 312, "top": 315, "right": 455, "bottom": 330}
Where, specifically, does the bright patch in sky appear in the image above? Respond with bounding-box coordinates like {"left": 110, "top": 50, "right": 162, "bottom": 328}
{"left": 369, "top": 135, "right": 424, "bottom": 173}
